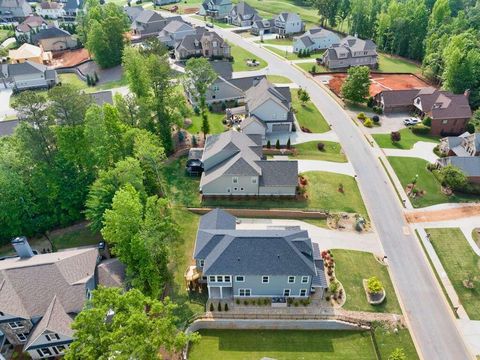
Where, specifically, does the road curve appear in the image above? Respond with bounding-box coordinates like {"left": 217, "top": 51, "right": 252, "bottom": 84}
{"left": 183, "top": 15, "right": 473, "bottom": 360}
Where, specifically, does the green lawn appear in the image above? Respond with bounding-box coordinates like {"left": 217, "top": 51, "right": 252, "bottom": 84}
{"left": 374, "top": 325, "right": 419, "bottom": 360}
{"left": 58, "top": 73, "right": 128, "bottom": 93}
{"left": 333, "top": 250, "right": 402, "bottom": 314}
{"left": 426, "top": 228, "right": 480, "bottom": 320}
{"left": 264, "top": 45, "right": 319, "bottom": 60}
{"left": 191, "top": 15, "right": 236, "bottom": 28}
{"left": 388, "top": 157, "right": 477, "bottom": 208}
{"left": 292, "top": 90, "right": 330, "bottom": 133}
{"left": 292, "top": 141, "right": 347, "bottom": 162}
{"left": 188, "top": 110, "right": 226, "bottom": 136}
{"left": 229, "top": 43, "right": 267, "bottom": 72}
{"left": 189, "top": 329, "right": 376, "bottom": 360}
{"left": 372, "top": 128, "right": 439, "bottom": 150}
{"left": 257, "top": 38, "right": 293, "bottom": 46}
{"left": 59, "top": 73, "right": 88, "bottom": 90}
{"left": 296, "top": 61, "right": 327, "bottom": 73}
{"left": 266, "top": 75, "right": 292, "bottom": 84}
{"left": 0, "top": 29, "right": 13, "bottom": 43}
{"left": 377, "top": 53, "right": 421, "bottom": 74}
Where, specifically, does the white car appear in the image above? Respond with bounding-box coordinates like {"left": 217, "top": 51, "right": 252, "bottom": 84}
{"left": 403, "top": 118, "right": 421, "bottom": 126}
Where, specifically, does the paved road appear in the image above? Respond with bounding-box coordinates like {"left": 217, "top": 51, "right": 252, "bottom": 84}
{"left": 183, "top": 15, "right": 473, "bottom": 359}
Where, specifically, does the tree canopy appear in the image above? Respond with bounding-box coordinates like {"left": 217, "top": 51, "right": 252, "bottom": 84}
{"left": 341, "top": 66, "right": 371, "bottom": 103}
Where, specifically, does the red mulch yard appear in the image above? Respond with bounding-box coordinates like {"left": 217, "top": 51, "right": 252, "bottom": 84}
{"left": 51, "top": 48, "right": 91, "bottom": 68}
{"left": 325, "top": 73, "right": 432, "bottom": 97}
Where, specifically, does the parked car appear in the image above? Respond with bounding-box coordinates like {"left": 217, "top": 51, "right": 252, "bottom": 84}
{"left": 206, "top": 22, "right": 214, "bottom": 28}
{"left": 403, "top": 118, "right": 420, "bottom": 126}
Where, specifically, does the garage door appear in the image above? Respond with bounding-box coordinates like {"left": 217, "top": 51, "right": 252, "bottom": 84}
{"left": 272, "top": 124, "right": 290, "bottom": 132}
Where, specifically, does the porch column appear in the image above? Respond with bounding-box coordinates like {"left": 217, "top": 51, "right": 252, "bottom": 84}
{"left": 220, "top": 286, "right": 223, "bottom": 299}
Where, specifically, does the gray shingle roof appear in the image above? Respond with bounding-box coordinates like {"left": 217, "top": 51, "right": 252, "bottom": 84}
{"left": 257, "top": 160, "right": 298, "bottom": 186}
{"left": 97, "top": 258, "right": 126, "bottom": 288}
{"left": 442, "top": 156, "right": 480, "bottom": 177}
{"left": 6, "top": 61, "right": 47, "bottom": 76}
{"left": 245, "top": 78, "right": 290, "bottom": 113}
{"left": 32, "top": 27, "right": 71, "bottom": 43}
{"left": 134, "top": 9, "right": 163, "bottom": 24}
{"left": 199, "top": 208, "right": 237, "bottom": 230}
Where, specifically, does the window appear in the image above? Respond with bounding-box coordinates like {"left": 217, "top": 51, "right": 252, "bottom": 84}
{"left": 233, "top": 187, "right": 238, "bottom": 191}
{"left": 232, "top": 177, "right": 238, "bottom": 184}
{"left": 442, "top": 120, "right": 449, "bottom": 124}
{"left": 37, "top": 348, "right": 53, "bottom": 357}
{"left": 240, "top": 187, "right": 244, "bottom": 191}
{"left": 239, "top": 288, "right": 251, "bottom": 296}
{"left": 288, "top": 276, "right": 295, "bottom": 283}
{"left": 212, "top": 85, "right": 219, "bottom": 91}
{"left": 301, "top": 276, "right": 309, "bottom": 284}
{"left": 283, "top": 289, "right": 290, "bottom": 296}
{"left": 235, "top": 275, "right": 245, "bottom": 282}
{"left": 300, "top": 289, "right": 307, "bottom": 297}
{"left": 199, "top": 259, "right": 204, "bottom": 267}
{"left": 224, "top": 275, "right": 231, "bottom": 282}
{"left": 216, "top": 275, "right": 223, "bottom": 282}
{"left": 209, "top": 275, "right": 215, "bottom": 282}
{"left": 202, "top": 276, "right": 207, "bottom": 281}
{"left": 8, "top": 321, "right": 23, "bottom": 330}
{"left": 262, "top": 276, "right": 269, "bottom": 283}
{"left": 16, "top": 332, "right": 28, "bottom": 342}
{"left": 53, "top": 345, "right": 66, "bottom": 355}
{"left": 251, "top": 177, "right": 257, "bottom": 184}
{"left": 46, "top": 333, "right": 60, "bottom": 341}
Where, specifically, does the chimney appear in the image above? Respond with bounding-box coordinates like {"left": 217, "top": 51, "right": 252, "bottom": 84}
{"left": 464, "top": 89, "right": 470, "bottom": 99}
{"left": 11, "top": 237, "right": 34, "bottom": 259}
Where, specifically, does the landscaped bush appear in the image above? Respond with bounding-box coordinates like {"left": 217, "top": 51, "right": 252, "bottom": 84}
{"left": 437, "top": 164, "right": 468, "bottom": 190}
{"left": 372, "top": 115, "right": 380, "bottom": 123}
{"left": 217, "top": 302, "right": 222, "bottom": 311}
{"left": 422, "top": 116, "right": 432, "bottom": 127}
{"left": 275, "top": 139, "right": 280, "bottom": 149}
{"left": 193, "top": 106, "right": 200, "bottom": 115}
{"left": 210, "top": 303, "right": 214, "bottom": 311}
{"left": 266, "top": 139, "right": 271, "bottom": 149}
{"left": 224, "top": 303, "right": 229, "bottom": 311}
{"left": 373, "top": 106, "right": 383, "bottom": 114}
{"left": 244, "top": 300, "right": 249, "bottom": 305}
{"left": 390, "top": 131, "right": 401, "bottom": 142}
{"left": 411, "top": 124, "right": 431, "bottom": 134}
{"left": 367, "top": 96, "right": 374, "bottom": 108}
{"left": 363, "top": 118, "right": 374, "bottom": 127}
{"left": 357, "top": 112, "right": 366, "bottom": 120}
{"left": 367, "top": 276, "right": 383, "bottom": 294}
{"left": 317, "top": 142, "right": 325, "bottom": 151}
{"left": 310, "top": 64, "right": 317, "bottom": 73}
{"left": 235, "top": 299, "right": 240, "bottom": 305}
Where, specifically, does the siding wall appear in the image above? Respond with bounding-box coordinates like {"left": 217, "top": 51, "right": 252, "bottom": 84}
{"left": 202, "top": 175, "right": 259, "bottom": 196}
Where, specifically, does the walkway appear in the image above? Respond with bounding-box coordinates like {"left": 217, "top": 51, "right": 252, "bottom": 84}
{"left": 382, "top": 141, "right": 438, "bottom": 163}
{"left": 236, "top": 218, "right": 383, "bottom": 254}
{"left": 0, "top": 37, "right": 15, "bottom": 49}
{"left": 297, "top": 159, "right": 356, "bottom": 177}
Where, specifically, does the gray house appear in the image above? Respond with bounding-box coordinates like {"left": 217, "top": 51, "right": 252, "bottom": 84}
{"left": 31, "top": 27, "right": 78, "bottom": 52}
{"left": 227, "top": 1, "right": 260, "bottom": 27}
{"left": 250, "top": 19, "right": 274, "bottom": 35}
{"left": 193, "top": 209, "right": 328, "bottom": 300}
{"left": 130, "top": 10, "right": 182, "bottom": 39}
{"left": 274, "top": 12, "right": 304, "bottom": 35}
{"left": 158, "top": 20, "right": 195, "bottom": 48}
{"left": 199, "top": 130, "right": 298, "bottom": 196}
{"left": 1, "top": 61, "right": 58, "bottom": 91}
{"left": 293, "top": 27, "right": 340, "bottom": 53}
{"left": 63, "top": 0, "right": 83, "bottom": 17}
{"left": 0, "top": 0, "right": 32, "bottom": 20}
{"left": 175, "top": 27, "right": 231, "bottom": 60}
{"left": 321, "top": 35, "right": 378, "bottom": 70}
{"left": 199, "top": 0, "right": 232, "bottom": 19}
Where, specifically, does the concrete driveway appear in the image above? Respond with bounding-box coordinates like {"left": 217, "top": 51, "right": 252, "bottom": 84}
{"left": 297, "top": 159, "right": 356, "bottom": 177}
{"left": 266, "top": 129, "right": 338, "bottom": 146}
{"left": 236, "top": 218, "right": 383, "bottom": 254}
{"left": 382, "top": 141, "right": 438, "bottom": 163}
{"left": 0, "top": 88, "right": 16, "bottom": 120}
{"left": 366, "top": 113, "right": 410, "bottom": 134}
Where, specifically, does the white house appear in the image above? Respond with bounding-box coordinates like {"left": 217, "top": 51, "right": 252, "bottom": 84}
{"left": 36, "top": 1, "right": 65, "bottom": 19}
{"left": 293, "top": 27, "right": 340, "bottom": 53}
{"left": 274, "top": 12, "right": 303, "bottom": 35}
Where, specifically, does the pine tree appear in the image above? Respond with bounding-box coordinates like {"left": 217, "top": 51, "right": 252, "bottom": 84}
{"left": 275, "top": 139, "right": 280, "bottom": 149}
{"left": 94, "top": 72, "right": 99, "bottom": 84}
{"left": 266, "top": 140, "right": 271, "bottom": 149}
{"left": 286, "top": 138, "right": 291, "bottom": 149}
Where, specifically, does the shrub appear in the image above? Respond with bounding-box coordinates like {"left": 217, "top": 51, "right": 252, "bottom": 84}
{"left": 310, "top": 64, "right": 317, "bottom": 73}
{"left": 329, "top": 280, "right": 339, "bottom": 293}
{"left": 244, "top": 300, "right": 249, "bottom": 305}
{"left": 275, "top": 139, "right": 280, "bottom": 149}
{"left": 94, "top": 71, "right": 99, "bottom": 83}
{"left": 217, "top": 302, "right": 222, "bottom": 311}
{"left": 209, "top": 303, "right": 214, "bottom": 311}
{"left": 236, "top": 299, "right": 240, "bottom": 305}
{"left": 286, "top": 137, "right": 291, "bottom": 149}
{"left": 373, "top": 106, "right": 383, "bottom": 114}
{"left": 192, "top": 135, "right": 197, "bottom": 147}
{"left": 422, "top": 116, "right": 432, "bottom": 127}
{"left": 325, "top": 295, "right": 330, "bottom": 301}
{"left": 294, "top": 301, "right": 299, "bottom": 307}
{"left": 357, "top": 112, "right": 366, "bottom": 120}
{"left": 367, "top": 96, "right": 374, "bottom": 108}
{"left": 466, "top": 122, "right": 475, "bottom": 134}
{"left": 266, "top": 139, "right": 271, "bottom": 149}
{"left": 363, "top": 118, "right": 374, "bottom": 127}
{"left": 411, "top": 124, "right": 431, "bottom": 134}
{"left": 224, "top": 303, "right": 228, "bottom": 311}
{"left": 438, "top": 164, "right": 468, "bottom": 190}
{"left": 193, "top": 106, "right": 200, "bottom": 115}
{"left": 317, "top": 142, "right": 325, "bottom": 151}
{"left": 367, "top": 276, "right": 383, "bottom": 294}
{"left": 388, "top": 348, "right": 407, "bottom": 360}
{"left": 391, "top": 131, "right": 401, "bottom": 142}
{"left": 372, "top": 115, "right": 380, "bottom": 123}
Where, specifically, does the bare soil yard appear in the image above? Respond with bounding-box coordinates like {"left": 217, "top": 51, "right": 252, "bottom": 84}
{"left": 51, "top": 48, "right": 90, "bottom": 68}
{"left": 405, "top": 204, "right": 480, "bottom": 223}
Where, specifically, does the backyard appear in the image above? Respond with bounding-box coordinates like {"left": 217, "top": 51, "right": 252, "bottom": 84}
{"left": 377, "top": 53, "right": 421, "bottom": 74}
{"left": 187, "top": 109, "right": 226, "bottom": 136}
{"left": 292, "top": 141, "right": 347, "bottom": 162}
{"left": 297, "top": 61, "right": 327, "bottom": 74}
{"left": 426, "top": 228, "right": 480, "bottom": 320}
{"left": 388, "top": 157, "right": 477, "bottom": 207}
{"left": 230, "top": 43, "right": 267, "bottom": 72}
{"left": 58, "top": 73, "right": 128, "bottom": 93}
{"left": 333, "top": 249, "right": 402, "bottom": 314}
{"left": 266, "top": 75, "right": 292, "bottom": 84}
{"left": 372, "top": 128, "right": 439, "bottom": 150}
{"left": 292, "top": 89, "right": 330, "bottom": 133}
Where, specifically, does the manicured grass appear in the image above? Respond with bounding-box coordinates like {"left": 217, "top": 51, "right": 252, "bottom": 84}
{"left": 372, "top": 128, "right": 439, "bottom": 150}
{"left": 0, "top": 29, "right": 13, "bottom": 44}
{"left": 387, "top": 157, "right": 477, "bottom": 208}
{"left": 161, "top": 157, "right": 201, "bottom": 207}
{"left": 264, "top": 45, "right": 319, "bottom": 60}
{"left": 229, "top": 43, "right": 267, "bottom": 72}
{"left": 292, "top": 141, "right": 347, "bottom": 162}
{"left": 59, "top": 73, "right": 88, "bottom": 90}
{"left": 239, "top": 0, "right": 320, "bottom": 26}
{"left": 292, "top": 90, "right": 330, "bottom": 133}
{"left": 296, "top": 61, "right": 327, "bottom": 73}
{"left": 58, "top": 73, "right": 129, "bottom": 93}
{"left": 266, "top": 75, "right": 292, "bottom": 84}
{"left": 257, "top": 38, "right": 293, "bottom": 46}
{"left": 188, "top": 110, "right": 226, "bottom": 136}
{"left": 374, "top": 325, "right": 419, "bottom": 360}
{"left": 303, "top": 218, "right": 329, "bottom": 228}
{"left": 188, "top": 329, "right": 377, "bottom": 360}
{"left": 426, "top": 228, "right": 480, "bottom": 320}
{"left": 333, "top": 250, "right": 402, "bottom": 314}
{"left": 377, "top": 53, "right": 421, "bottom": 74}
{"left": 191, "top": 15, "right": 236, "bottom": 28}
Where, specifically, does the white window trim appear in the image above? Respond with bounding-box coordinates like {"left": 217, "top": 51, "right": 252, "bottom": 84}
{"left": 301, "top": 276, "right": 309, "bottom": 284}
{"left": 216, "top": 275, "right": 223, "bottom": 282}
{"left": 199, "top": 259, "right": 204, "bottom": 267}
{"left": 8, "top": 321, "right": 23, "bottom": 330}
{"left": 37, "top": 348, "right": 53, "bottom": 357}
{"left": 232, "top": 177, "right": 238, "bottom": 184}
{"left": 262, "top": 275, "right": 269, "bottom": 284}
{"left": 299, "top": 289, "right": 308, "bottom": 296}
{"left": 224, "top": 275, "right": 231, "bottom": 282}
{"left": 288, "top": 276, "right": 295, "bottom": 284}
{"left": 209, "top": 275, "right": 215, "bottom": 282}
{"left": 235, "top": 275, "right": 245, "bottom": 282}
{"left": 238, "top": 288, "right": 252, "bottom": 297}
{"left": 15, "top": 333, "right": 28, "bottom": 342}
{"left": 283, "top": 289, "right": 291, "bottom": 296}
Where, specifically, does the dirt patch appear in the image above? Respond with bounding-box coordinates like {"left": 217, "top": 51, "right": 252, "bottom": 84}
{"left": 183, "top": 6, "right": 198, "bottom": 14}
{"left": 51, "top": 48, "right": 90, "bottom": 68}
{"left": 405, "top": 204, "right": 480, "bottom": 223}
{"left": 325, "top": 73, "right": 432, "bottom": 98}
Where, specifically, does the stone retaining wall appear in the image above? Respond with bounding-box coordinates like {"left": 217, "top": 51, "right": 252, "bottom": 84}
{"left": 188, "top": 207, "right": 328, "bottom": 219}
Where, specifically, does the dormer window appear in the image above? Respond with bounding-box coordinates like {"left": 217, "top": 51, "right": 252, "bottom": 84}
{"left": 46, "top": 333, "right": 60, "bottom": 341}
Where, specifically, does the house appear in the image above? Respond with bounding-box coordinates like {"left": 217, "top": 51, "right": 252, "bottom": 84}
{"left": 153, "top": 0, "right": 179, "bottom": 6}
{"left": 321, "top": 35, "right": 378, "bottom": 70}
{"left": 375, "top": 88, "right": 472, "bottom": 136}
{"left": 191, "top": 208, "right": 328, "bottom": 300}
{"left": 0, "top": 238, "right": 99, "bottom": 359}
{"left": 0, "top": 0, "right": 32, "bottom": 20}
{"left": 36, "top": 1, "right": 65, "bottom": 19}
{"left": 63, "top": 0, "right": 83, "bottom": 17}
{"left": 1, "top": 61, "right": 58, "bottom": 90}
{"left": 123, "top": 5, "right": 143, "bottom": 22}
{"left": 97, "top": 258, "right": 126, "bottom": 288}
{"left": 158, "top": 20, "right": 195, "bottom": 48}
{"left": 8, "top": 43, "right": 52, "bottom": 64}
{"left": 250, "top": 19, "right": 274, "bottom": 36}
{"left": 15, "top": 15, "right": 48, "bottom": 40}
{"left": 227, "top": 1, "right": 260, "bottom": 27}
{"left": 131, "top": 10, "right": 182, "bottom": 39}
{"left": 175, "top": 27, "right": 230, "bottom": 60}
{"left": 198, "top": 0, "right": 232, "bottom": 20}
{"left": 274, "top": 12, "right": 303, "bottom": 35}
{"left": 437, "top": 132, "right": 480, "bottom": 183}
{"left": 293, "top": 27, "right": 340, "bottom": 53}
{"left": 199, "top": 130, "right": 298, "bottom": 196}
{"left": 31, "top": 27, "right": 77, "bottom": 52}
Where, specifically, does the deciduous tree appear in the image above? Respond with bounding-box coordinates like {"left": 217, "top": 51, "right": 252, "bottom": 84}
{"left": 341, "top": 66, "right": 371, "bottom": 103}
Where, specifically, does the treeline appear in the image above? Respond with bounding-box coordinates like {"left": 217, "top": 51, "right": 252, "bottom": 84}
{"left": 312, "top": 0, "right": 480, "bottom": 108}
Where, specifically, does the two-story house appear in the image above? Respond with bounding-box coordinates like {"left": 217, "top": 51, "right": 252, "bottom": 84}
{"left": 274, "top": 12, "right": 304, "bottom": 35}
{"left": 15, "top": 15, "right": 48, "bottom": 41}
{"left": 36, "top": 1, "right": 65, "bottom": 19}
{"left": 1, "top": 61, "right": 58, "bottom": 91}
{"left": 63, "top": 0, "right": 83, "bottom": 17}
{"left": 198, "top": 130, "right": 298, "bottom": 196}
{"left": 293, "top": 27, "right": 340, "bottom": 53}
{"left": 32, "top": 27, "right": 77, "bottom": 52}
{"left": 175, "top": 27, "right": 230, "bottom": 60}
{"left": 131, "top": 9, "right": 182, "bottom": 39}
{"left": 8, "top": 43, "right": 53, "bottom": 64}
{"left": 157, "top": 20, "right": 195, "bottom": 48}
{"left": 192, "top": 209, "right": 328, "bottom": 300}
{"left": 321, "top": 35, "right": 378, "bottom": 70}
{"left": 199, "top": 0, "right": 232, "bottom": 20}
{"left": 227, "top": 1, "right": 260, "bottom": 27}
{"left": 0, "top": 0, "right": 32, "bottom": 20}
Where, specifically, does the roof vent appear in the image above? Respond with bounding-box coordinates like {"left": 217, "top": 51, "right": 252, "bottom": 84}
{"left": 11, "top": 236, "right": 34, "bottom": 259}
